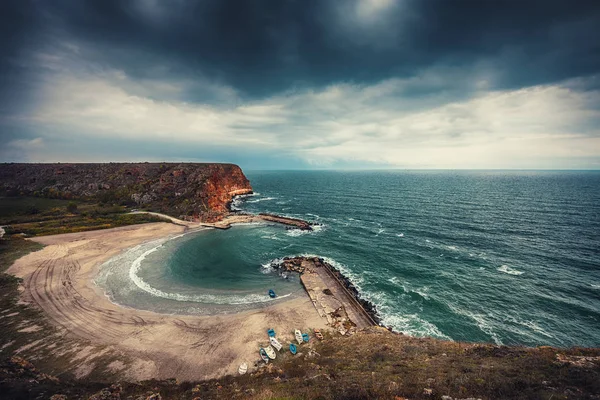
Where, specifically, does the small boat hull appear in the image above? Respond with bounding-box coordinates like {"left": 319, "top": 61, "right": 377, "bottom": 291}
{"left": 302, "top": 333, "right": 309, "bottom": 343}
{"left": 268, "top": 289, "right": 276, "bottom": 298}
{"left": 270, "top": 336, "right": 282, "bottom": 351}
{"left": 267, "top": 328, "right": 276, "bottom": 337}
{"left": 295, "top": 329, "right": 303, "bottom": 344}
{"left": 238, "top": 363, "right": 248, "bottom": 375}
{"left": 289, "top": 343, "right": 297, "bottom": 355}
{"left": 259, "top": 348, "right": 269, "bottom": 363}
{"left": 265, "top": 345, "right": 277, "bottom": 359}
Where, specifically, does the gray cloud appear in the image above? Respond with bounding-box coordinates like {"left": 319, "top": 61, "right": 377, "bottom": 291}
{"left": 1, "top": 0, "right": 599, "bottom": 168}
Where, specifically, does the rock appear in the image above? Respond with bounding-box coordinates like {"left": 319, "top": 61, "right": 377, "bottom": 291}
{"left": 423, "top": 388, "right": 433, "bottom": 395}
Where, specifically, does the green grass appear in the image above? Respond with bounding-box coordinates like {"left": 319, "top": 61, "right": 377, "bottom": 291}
{"left": 0, "top": 235, "right": 44, "bottom": 273}
{"left": 0, "top": 196, "right": 171, "bottom": 236}
{"left": 0, "top": 196, "right": 75, "bottom": 219}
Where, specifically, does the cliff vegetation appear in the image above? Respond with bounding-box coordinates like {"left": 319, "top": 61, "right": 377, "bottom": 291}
{"left": 0, "top": 163, "right": 252, "bottom": 223}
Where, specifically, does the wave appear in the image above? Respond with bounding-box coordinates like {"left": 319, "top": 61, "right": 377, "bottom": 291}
{"left": 448, "top": 304, "right": 503, "bottom": 345}
{"left": 380, "top": 312, "right": 451, "bottom": 340}
{"left": 285, "top": 224, "right": 324, "bottom": 237}
{"left": 261, "top": 234, "right": 282, "bottom": 241}
{"left": 246, "top": 196, "right": 276, "bottom": 203}
{"left": 497, "top": 265, "right": 524, "bottom": 275}
{"left": 126, "top": 242, "right": 291, "bottom": 305}
{"left": 230, "top": 192, "right": 259, "bottom": 210}
{"left": 368, "top": 286, "right": 451, "bottom": 339}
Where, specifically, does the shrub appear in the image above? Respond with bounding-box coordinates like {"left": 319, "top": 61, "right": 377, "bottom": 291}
{"left": 66, "top": 202, "right": 78, "bottom": 213}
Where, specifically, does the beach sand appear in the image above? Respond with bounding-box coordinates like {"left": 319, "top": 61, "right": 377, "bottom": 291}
{"left": 7, "top": 222, "right": 326, "bottom": 381}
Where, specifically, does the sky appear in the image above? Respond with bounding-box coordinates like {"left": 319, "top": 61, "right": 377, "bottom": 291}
{"left": 1, "top": 0, "right": 600, "bottom": 169}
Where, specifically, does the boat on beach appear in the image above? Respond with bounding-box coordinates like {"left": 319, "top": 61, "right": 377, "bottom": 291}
{"left": 259, "top": 348, "right": 269, "bottom": 363}
{"left": 238, "top": 362, "right": 248, "bottom": 375}
{"left": 265, "top": 345, "right": 277, "bottom": 359}
{"left": 302, "top": 333, "right": 310, "bottom": 342}
{"left": 268, "top": 289, "right": 276, "bottom": 298}
{"left": 314, "top": 328, "right": 324, "bottom": 340}
{"left": 295, "top": 329, "right": 303, "bottom": 344}
{"left": 270, "top": 336, "right": 283, "bottom": 351}
{"left": 289, "top": 343, "right": 297, "bottom": 355}
{"left": 267, "top": 328, "right": 276, "bottom": 337}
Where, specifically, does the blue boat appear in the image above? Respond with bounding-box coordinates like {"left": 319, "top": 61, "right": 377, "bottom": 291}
{"left": 267, "top": 328, "right": 276, "bottom": 337}
{"left": 268, "top": 289, "right": 276, "bottom": 298}
{"left": 302, "top": 333, "right": 310, "bottom": 343}
{"left": 289, "top": 343, "right": 297, "bottom": 355}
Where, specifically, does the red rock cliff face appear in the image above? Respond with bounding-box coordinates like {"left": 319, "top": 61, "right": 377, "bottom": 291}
{"left": 0, "top": 163, "right": 252, "bottom": 222}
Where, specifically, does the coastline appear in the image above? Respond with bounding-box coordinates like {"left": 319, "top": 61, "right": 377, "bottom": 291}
{"left": 6, "top": 222, "right": 327, "bottom": 381}
{"left": 3, "top": 202, "right": 600, "bottom": 398}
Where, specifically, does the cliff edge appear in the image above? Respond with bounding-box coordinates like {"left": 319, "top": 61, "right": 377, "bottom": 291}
{"left": 0, "top": 163, "right": 252, "bottom": 222}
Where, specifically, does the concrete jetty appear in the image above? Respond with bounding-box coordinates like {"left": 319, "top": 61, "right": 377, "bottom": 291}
{"left": 272, "top": 256, "right": 379, "bottom": 335}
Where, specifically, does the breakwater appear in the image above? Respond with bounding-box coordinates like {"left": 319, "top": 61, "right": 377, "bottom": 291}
{"left": 268, "top": 256, "right": 382, "bottom": 334}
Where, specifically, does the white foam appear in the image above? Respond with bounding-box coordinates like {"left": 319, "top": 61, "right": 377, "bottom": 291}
{"left": 230, "top": 192, "right": 259, "bottom": 210}
{"left": 379, "top": 312, "right": 452, "bottom": 340}
{"left": 261, "top": 234, "right": 281, "bottom": 241}
{"left": 246, "top": 197, "right": 276, "bottom": 203}
{"left": 497, "top": 265, "right": 524, "bottom": 276}
{"left": 387, "top": 276, "right": 400, "bottom": 285}
{"left": 516, "top": 319, "right": 555, "bottom": 339}
{"left": 591, "top": 284, "right": 600, "bottom": 289}
{"left": 396, "top": 233, "right": 404, "bottom": 237}
{"left": 413, "top": 287, "right": 430, "bottom": 300}
{"left": 448, "top": 304, "right": 503, "bottom": 345}
{"left": 285, "top": 229, "right": 311, "bottom": 237}
{"left": 126, "top": 242, "right": 292, "bottom": 305}
{"left": 285, "top": 224, "right": 324, "bottom": 237}
{"left": 375, "top": 228, "right": 385, "bottom": 236}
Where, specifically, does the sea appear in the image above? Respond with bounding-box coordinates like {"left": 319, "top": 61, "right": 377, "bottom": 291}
{"left": 96, "top": 170, "right": 600, "bottom": 348}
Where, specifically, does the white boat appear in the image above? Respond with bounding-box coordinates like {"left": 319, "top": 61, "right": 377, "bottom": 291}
{"left": 238, "top": 362, "right": 248, "bottom": 375}
{"left": 295, "top": 329, "right": 303, "bottom": 344}
{"left": 265, "top": 345, "right": 277, "bottom": 359}
{"left": 259, "top": 348, "right": 269, "bottom": 363}
{"left": 269, "top": 336, "right": 282, "bottom": 351}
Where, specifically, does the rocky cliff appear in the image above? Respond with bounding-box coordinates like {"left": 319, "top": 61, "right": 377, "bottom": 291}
{"left": 0, "top": 163, "right": 252, "bottom": 222}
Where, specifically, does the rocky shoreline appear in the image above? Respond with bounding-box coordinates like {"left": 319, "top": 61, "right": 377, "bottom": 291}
{"left": 269, "top": 256, "right": 383, "bottom": 331}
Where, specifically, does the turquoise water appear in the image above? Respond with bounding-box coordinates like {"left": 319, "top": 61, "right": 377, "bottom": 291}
{"left": 97, "top": 170, "right": 600, "bottom": 347}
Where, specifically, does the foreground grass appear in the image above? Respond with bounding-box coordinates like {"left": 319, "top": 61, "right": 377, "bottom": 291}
{"left": 1, "top": 325, "right": 599, "bottom": 399}
{"left": 0, "top": 236, "right": 44, "bottom": 273}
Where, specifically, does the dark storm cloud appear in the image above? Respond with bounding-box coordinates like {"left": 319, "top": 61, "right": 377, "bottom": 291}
{"left": 1, "top": 0, "right": 599, "bottom": 168}
{"left": 3, "top": 0, "right": 598, "bottom": 101}
{"left": 0, "top": 1, "right": 41, "bottom": 115}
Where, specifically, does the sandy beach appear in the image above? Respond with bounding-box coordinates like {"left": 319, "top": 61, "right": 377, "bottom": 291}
{"left": 7, "top": 222, "right": 327, "bottom": 381}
